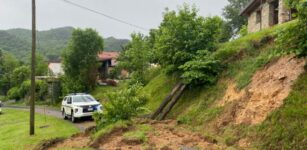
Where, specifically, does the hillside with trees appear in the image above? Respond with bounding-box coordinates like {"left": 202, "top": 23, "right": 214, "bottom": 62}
{"left": 0, "top": 27, "right": 129, "bottom": 61}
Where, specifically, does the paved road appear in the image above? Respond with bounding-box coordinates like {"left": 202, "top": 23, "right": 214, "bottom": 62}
{"left": 3, "top": 105, "right": 95, "bottom": 131}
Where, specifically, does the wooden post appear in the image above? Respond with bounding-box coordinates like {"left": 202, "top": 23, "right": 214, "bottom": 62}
{"left": 30, "top": 0, "right": 36, "bottom": 135}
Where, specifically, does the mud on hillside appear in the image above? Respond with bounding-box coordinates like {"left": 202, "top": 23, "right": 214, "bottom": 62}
{"left": 49, "top": 120, "right": 219, "bottom": 150}
{"left": 218, "top": 56, "right": 306, "bottom": 125}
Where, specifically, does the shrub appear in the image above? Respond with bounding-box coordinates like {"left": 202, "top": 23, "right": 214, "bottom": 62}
{"left": 179, "top": 50, "right": 221, "bottom": 86}
{"left": 93, "top": 84, "right": 148, "bottom": 129}
{"left": 276, "top": 0, "right": 307, "bottom": 56}
{"left": 7, "top": 87, "right": 21, "bottom": 100}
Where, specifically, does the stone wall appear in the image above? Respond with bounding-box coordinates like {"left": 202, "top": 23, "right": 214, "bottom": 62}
{"left": 278, "top": 0, "right": 290, "bottom": 24}
{"left": 247, "top": 0, "right": 291, "bottom": 33}
{"left": 248, "top": 11, "right": 261, "bottom": 32}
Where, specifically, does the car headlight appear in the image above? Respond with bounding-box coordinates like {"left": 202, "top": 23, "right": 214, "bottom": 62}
{"left": 75, "top": 108, "right": 79, "bottom": 113}
{"left": 97, "top": 104, "right": 103, "bottom": 110}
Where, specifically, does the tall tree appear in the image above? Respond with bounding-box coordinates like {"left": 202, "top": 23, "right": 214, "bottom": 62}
{"left": 62, "top": 28, "right": 103, "bottom": 93}
{"left": 154, "top": 5, "right": 224, "bottom": 74}
{"left": 0, "top": 52, "right": 19, "bottom": 95}
{"left": 222, "top": 0, "right": 250, "bottom": 35}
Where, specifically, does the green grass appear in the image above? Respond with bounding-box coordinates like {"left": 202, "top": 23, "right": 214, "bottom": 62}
{"left": 122, "top": 124, "right": 153, "bottom": 144}
{"left": 171, "top": 83, "right": 226, "bottom": 126}
{"left": 93, "top": 120, "right": 131, "bottom": 139}
{"left": 256, "top": 72, "right": 307, "bottom": 149}
{"left": 0, "top": 108, "right": 79, "bottom": 150}
{"left": 123, "top": 130, "right": 147, "bottom": 143}
{"left": 142, "top": 73, "right": 178, "bottom": 111}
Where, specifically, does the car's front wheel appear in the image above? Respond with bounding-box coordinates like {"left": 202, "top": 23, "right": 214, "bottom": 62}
{"left": 71, "top": 111, "right": 76, "bottom": 123}
{"left": 62, "top": 109, "right": 67, "bottom": 120}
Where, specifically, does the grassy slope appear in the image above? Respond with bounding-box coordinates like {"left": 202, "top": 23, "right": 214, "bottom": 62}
{"left": 142, "top": 73, "right": 177, "bottom": 111}
{"left": 0, "top": 108, "right": 79, "bottom": 150}
{"left": 143, "top": 21, "right": 306, "bottom": 148}
{"left": 256, "top": 72, "right": 307, "bottom": 149}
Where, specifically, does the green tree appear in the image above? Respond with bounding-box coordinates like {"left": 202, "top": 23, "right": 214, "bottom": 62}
{"left": 222, "top": 0, "right": 250, "bottom": 35}
{"left": 11, "top": 66, "right": 30, "bottom": 87}
{"left": 154, "top": 5, "right": 224, "bottom": 74}
{"left": 25, "top": 53, "right": 48, "bottom": 76}
{"left": 117, "top": 33, "right": 151, "bottom": 84}
{"left": 62, "top": 28, "right": 104, "bottom": 93}
{"left": 0, "top": 53, "right": 19, "bottom": 95}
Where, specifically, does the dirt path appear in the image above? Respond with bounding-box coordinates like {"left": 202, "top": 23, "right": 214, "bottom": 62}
{"left": 3, "top": 105, "right": 95, "bottom": 131}
{"left": 50, "top": 120, "right": 219, "bottom": 150}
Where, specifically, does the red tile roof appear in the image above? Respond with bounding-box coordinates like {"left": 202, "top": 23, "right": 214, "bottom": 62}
{"left": 97, "top": 51, "right": 119, "bottom": 61}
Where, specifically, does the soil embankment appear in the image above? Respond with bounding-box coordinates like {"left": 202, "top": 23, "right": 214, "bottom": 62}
{"left": 218, "top": 56, "right": 306, "bottom": 125}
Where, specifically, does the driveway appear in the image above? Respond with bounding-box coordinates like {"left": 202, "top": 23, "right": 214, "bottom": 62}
{"left": 3, "top": 105, "right": 95, "bottom": 131}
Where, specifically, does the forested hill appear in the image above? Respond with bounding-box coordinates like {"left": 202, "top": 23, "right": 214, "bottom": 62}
{"left": 0, "top": 27, "right": 129, "bottom": 60}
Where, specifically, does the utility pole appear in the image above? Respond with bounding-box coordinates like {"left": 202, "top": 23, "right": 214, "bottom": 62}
{"left": 30, "top": 0, "right": 36, "bottom": 135}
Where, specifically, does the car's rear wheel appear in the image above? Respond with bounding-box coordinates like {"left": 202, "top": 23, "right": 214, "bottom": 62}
{"left": 62, "top": 109, "right": 67, "bottom": 120}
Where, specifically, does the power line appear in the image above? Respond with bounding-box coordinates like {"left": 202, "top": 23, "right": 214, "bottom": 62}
{"left": 61, "top": 0, "right": 148, "bottom": 31}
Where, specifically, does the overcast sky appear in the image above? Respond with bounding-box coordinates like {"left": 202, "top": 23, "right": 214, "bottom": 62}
{"left": 0, "top": 0, "right": 228, "bottom": 39}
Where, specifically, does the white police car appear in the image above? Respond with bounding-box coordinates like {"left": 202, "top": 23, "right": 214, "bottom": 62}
{"left": 61, "top": 93, "right": 102, "bottom": 122}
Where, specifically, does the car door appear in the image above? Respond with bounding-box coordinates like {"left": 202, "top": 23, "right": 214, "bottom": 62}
{"left": 65, "top": 97, "right": 73, "bottom": 115}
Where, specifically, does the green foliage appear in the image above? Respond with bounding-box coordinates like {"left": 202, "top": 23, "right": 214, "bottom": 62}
{"left": 93, "top": 84, "right": 148, "bottom": 130}
{"left": 0, "top": 27, "right": 128, "bottom": 60}
{"left": 0, "top": 52, "right": 19, "bottom": 94}
{"left": 239, "top": 25, "right": 248, "bottom": 37}
{"left": 154, "top": 5, "right": 225, "bottom": 74}
{"left": 257, "top": 73, "right": 307, "bottom": 149}
{"left": 117, "top": 33, "right": 151, "bottom": 84}
{"left": 179, "top": 50, "right": 221, "bottom": 85}
{"left": 7, "top": 80, "right": 48, "bottom": 101}
{"left": 276, "top": 0, "right": 307, "bottom": 56}
{"left": 222, "top": 0, "right": 250, "bottom": 35}
{"left": 25, "top": 54, "right": 48, "bottom": 76}
{"left": 62, "top": 28, "right": 104, "bottom": 93}
{"left": 11, "top": 66, "right": 30, "bottom": 87}
{"left": 7, "top": 87, "right": 21, "bottom": 100}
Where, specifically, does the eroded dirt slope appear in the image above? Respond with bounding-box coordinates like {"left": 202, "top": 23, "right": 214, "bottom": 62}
{"left": 49, "top": 120, "right": 218, "bottom": 150}
{"left": 218, "top": 56, "right": 305, "bottom": 125}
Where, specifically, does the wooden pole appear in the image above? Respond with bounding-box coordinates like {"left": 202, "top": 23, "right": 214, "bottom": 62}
{"left": 30, "top": 0, "right": 36, "bottom": 135}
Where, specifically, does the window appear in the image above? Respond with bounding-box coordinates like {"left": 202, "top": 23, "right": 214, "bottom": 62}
{"left": 72, "top": 95, "right": 96, "bottom": 103}
{"left": 256, "top": 10, "right": 262, "bottom": 24}
{"left": 67, "top": 97, "right": 72, "bottom": 104}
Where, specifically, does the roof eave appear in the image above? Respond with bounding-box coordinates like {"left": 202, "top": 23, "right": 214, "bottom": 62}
{"left": 240, "top": 0, "right": 261, "bottom": 16}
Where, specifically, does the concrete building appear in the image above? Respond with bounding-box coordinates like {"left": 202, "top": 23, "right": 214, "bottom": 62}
{"left": 241, "top": 0, "right": 296, "bottom": 33}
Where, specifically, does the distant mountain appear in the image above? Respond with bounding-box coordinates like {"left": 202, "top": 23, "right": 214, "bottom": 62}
{"left": 0, "top": 27, "right": 129, "bottom": 61}
{"left": 104, "top": 37, "right": 129, "bottom": 51}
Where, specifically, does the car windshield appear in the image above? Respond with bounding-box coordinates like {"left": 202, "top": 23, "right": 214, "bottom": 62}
{"left": 73, "top": 95, "right": 96, "bottom": 103}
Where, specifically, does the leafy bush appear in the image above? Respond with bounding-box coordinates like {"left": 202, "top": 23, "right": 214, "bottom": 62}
{"left": 11, "top": 66, "right": 30, "bottom": 87}
{"left": 7, "top": 87, "right": 21, "bottom": 100}
{"left": 276, "top": 0, "right": 307, "bottom": 56}
{"left": 93, "top": 84, "right": 148, "bottom": 129}
{"left": 179, "top": 50, "right": 221, "bottom": 85}
{"left": 7, "top": 80, "right": 48, "bottom": 101}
